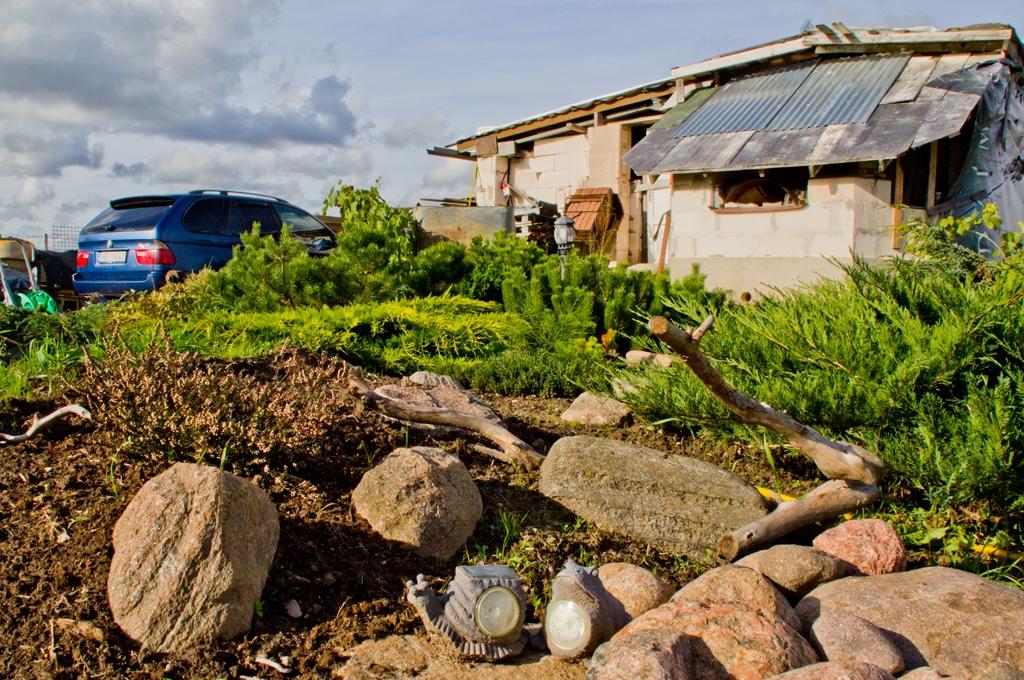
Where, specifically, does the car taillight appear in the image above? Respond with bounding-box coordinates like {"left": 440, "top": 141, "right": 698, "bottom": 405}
{"left": 134, "top": 241, "right": 176, "bottom": 265}
{"left": 76, "top": 251, "right": 89, "bottom": 268}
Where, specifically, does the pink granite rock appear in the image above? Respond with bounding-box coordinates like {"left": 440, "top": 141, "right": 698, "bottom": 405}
{"left": 671, "top": 564, "right": 801, "bottom": 631}
{"left": 597, "top": 562, "right": 672, "bottom": 621}
{"left": 813, "top": 519, "right": 907, "bottom": 576}
{"left": 764, "top": 660, "right": 895, "bottom": 679}
{"left": 587, "top": 598, "right": 818, "bottom": 680}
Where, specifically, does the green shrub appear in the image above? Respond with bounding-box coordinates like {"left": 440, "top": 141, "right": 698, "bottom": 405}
{"left": 454, "top": 231, "right": 546, "bottom": 302}
{"left": 459, "top": 346, "right": 606, "bottom": 398}
{"left": 616, "top": 206, "right": 1024, "bottom": 512}
{"left": 323, "top": 180, "right": 418, "bottom": 300}
{"left": 208, "top": 225, "right": 360, "bottom": 311}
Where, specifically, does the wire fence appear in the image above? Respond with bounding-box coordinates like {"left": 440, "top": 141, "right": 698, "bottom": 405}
{"left": 46, "top": 225, "right": 80, "bottom": 252}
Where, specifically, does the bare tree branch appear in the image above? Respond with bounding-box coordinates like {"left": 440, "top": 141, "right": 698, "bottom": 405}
{"left": 0, "top": 405, "right": 92, "bottom": 445}
{"left": 648, "top": 315, "right": 886, "bottom": 559}
{"left": 348, "top": 373, "right": 544, "bottom": 470}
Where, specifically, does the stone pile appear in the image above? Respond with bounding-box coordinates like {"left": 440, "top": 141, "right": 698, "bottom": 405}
{"left": 588, "top": 518, "right": 1024, "bottom": 680}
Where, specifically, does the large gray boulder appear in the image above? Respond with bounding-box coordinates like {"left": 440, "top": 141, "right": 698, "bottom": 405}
{"left": 107, "top": 462, "right": 279, "bottom": 653}
{"left": 353, "top": 447, "right": 482, "bottom": 560}
{"left": 539, "top": 436, "right": 768, "bottom": 557}
{"left": 588, "top": 598, "right": 818, "bottom": 680}
{"left": 796, "top": 567, "right": 1024, "bottom": 677}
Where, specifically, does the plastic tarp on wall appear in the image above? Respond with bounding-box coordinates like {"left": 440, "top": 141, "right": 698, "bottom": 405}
{"left": 945, "top": 61, "right": 1024, "bottom": 250}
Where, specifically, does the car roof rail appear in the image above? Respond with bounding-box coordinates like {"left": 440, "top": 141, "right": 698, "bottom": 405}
{"left": 188, "top": 189, "right": 288, "bottom": 203}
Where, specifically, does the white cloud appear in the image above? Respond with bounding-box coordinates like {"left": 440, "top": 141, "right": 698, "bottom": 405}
{"left": 405, "top": 158, "right": 474, "bottom": 204}
{"left": 0, "top": 0, "right": 357, "bottom": 179}
{"left": 13, "top": 177, "right": 55, "bottom": 207}
{"left": 380, "top": 112, "right": 450, "bottom": 148}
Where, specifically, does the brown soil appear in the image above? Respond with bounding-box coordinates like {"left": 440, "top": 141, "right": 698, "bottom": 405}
{"left": 0, "top": 362, "right": 819, "bottom": 679}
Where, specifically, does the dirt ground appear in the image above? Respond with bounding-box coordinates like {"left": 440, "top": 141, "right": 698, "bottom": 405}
{"left": 0, "top": 360, "right": 820, "bottom": 679}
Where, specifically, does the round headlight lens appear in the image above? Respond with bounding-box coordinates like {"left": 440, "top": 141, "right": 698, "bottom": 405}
{"left": 545, "top": 599, "right": 591, "bottom": 654}
{"left": 474, "top": 586, "right": 522, "bottom": 638}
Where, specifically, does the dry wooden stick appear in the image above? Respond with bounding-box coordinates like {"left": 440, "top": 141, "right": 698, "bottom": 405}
{"left": 648, "top": 315, "right": 885, "bottom": 559}
{"left": 649, "top": 316, "right": 884, "bottom": 485}
{"left": 348, "top": 374, "right": 544, "bottom": 470}
{"left": 717, "top": 480, "right": 880, "bottom": 560}
{"left": 0, "top": 404, "right": 92, "bottom": 445}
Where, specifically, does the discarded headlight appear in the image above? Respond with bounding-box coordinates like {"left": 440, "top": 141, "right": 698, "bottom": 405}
{"left": 544, "top": 559, "right": 628, "bottom": 659}
{"left": 406, "top": 564, "right": 529, "bottom": 660}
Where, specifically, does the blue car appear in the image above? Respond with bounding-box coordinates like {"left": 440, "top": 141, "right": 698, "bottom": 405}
{"left": 72, "top": 189, "right": 335, "bottom": 297}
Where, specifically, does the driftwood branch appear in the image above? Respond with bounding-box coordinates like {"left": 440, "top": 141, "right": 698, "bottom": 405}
{"left": 0, "top": 404, "right": 92, "bottom": 445}
{"left": 649, "top": 315, "right": 886, "bottom": 559}
{"left": 717, "top": 480, "right": 880, "bottom": 560}
{"left": 348, "top": 374, "right": 544, "bottom": 470}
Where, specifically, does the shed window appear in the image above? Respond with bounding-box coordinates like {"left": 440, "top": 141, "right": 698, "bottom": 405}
{"left": 710, "top": 168, "right": 808, "bottom": 212}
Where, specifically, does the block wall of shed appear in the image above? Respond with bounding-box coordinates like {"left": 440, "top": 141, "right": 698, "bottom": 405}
{"left": 662, "top": 174, "right": 902, "bottom": 294}
{"left": 505, "top": 135, "right": 590, "bottom": 208}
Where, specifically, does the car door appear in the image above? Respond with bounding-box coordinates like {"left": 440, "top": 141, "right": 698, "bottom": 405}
{"left": 177, "top": 197, "right": 238, "bottom": 270}
{"left": 232, "top": 199, "right": 282, "bottom": 241}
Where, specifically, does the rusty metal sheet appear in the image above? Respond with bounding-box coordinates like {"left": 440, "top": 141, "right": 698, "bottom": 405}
{"left": 912, "top": 91, "right": 981, "bottom": 148}
{"left": 624, "top": 127, "right": 677, "bottom": 174}
{"left": 879, "top": 56, "right": 937, "bottom": 104}
{"left": 653, "top": 130, "right": 755, "bottom": 174}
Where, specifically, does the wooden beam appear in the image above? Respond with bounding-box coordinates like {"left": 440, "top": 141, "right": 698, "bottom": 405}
{"left": 456, "top": 86, "right": 673, "bottom": 152}
{"left": 926, "top": 141, "right": 938, "bottom": 210}
{"left": 892, "top": 157, "right": 904, "bottom": 249}
{"left": 426, "top": 146, "right": 475, "bottom": 161}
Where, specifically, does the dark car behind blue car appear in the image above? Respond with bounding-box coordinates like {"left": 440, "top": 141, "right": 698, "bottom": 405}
{"left": 72, "top": 189, "right": 334, "bottom": 297}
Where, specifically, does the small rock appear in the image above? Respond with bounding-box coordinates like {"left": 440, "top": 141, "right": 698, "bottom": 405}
{"left": 812, "top": 519, "right": 907, "bottom": 576}
{"left": 107, "top": 463, "right": 279, "bottom": 653}
{"left": 560, "top": 392, "right": 631, "bottom": 427}
{"left": 671, "top": 564, "right": 801, "bottom": 631}
{"left": 806, "top": 611, "right": 903, "bottom": 675}
{"left": 588, "top": 598, "right": 818, "bottom": 680}
{"left": 540, "top": 436, "right": 768, "bottom": 559}
{"left": 352, "top": 447, "right": 482, "bottom": 560}
{"left": 285, "top": 599, "right": 302, "bottom": 619}
{"left": 322, "top": 572, "right": 337, "bottom": 586}
{"left": 764, "top": 660, "right": 895, "bottom": 679}
{"left": 596, "top": 563, "right": 671, "bottom": 621}
{"left": 624, "top": 350, "right": 674, "bottom": 368}
{"left": 736, "top": 544, "right": 848, "bottom": 600}
{"left": 407, "top": 371, "right": 464, "bottom": 390}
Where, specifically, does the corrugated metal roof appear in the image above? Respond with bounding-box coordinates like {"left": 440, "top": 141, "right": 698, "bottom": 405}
{"left": 627, "top": 57, "right": 1005, "bottom": 175}
{"left": 673, "top": 62, "right": 815, "bottom": 137}
{"left": 766, "top": 55, "right": 908, "bottom": 130}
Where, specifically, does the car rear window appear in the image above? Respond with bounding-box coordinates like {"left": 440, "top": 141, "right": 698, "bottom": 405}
{"left": 82, "top": 205, "right": 172, "bottom": 234}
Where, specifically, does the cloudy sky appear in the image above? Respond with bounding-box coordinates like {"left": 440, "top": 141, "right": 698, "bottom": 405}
{"left": 1, "top": 0, "right": 1021, "bottom": 246}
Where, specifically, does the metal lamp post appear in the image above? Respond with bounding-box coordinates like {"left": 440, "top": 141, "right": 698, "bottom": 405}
{"left": 553, "top": 214, "right": 576, "bottom": 279}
